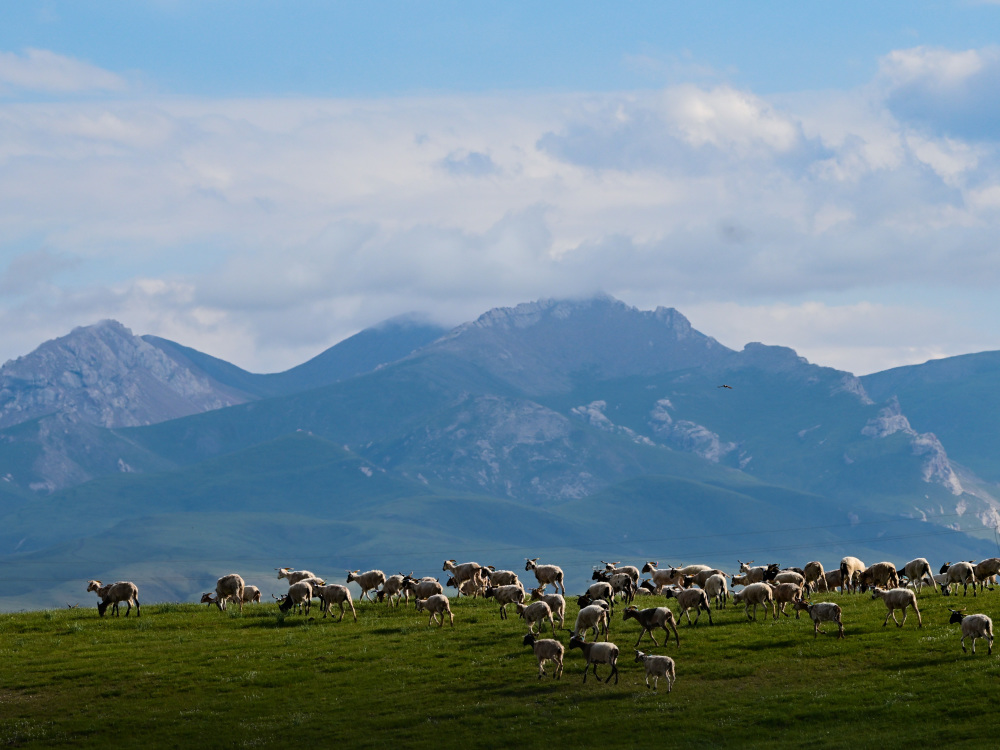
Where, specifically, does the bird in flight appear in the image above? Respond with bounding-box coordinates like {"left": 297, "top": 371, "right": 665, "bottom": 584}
{"left": 717, "top": 384, "right": 732, "bottom": 389}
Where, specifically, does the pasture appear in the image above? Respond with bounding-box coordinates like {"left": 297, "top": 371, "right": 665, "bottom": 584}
{"left": 0, "top": 590, "right": 996, "bottom": 748}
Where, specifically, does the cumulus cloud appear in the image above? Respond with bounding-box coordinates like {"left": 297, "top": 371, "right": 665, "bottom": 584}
{"left": 0, "top": 49, "right": 127, "bottom": 95}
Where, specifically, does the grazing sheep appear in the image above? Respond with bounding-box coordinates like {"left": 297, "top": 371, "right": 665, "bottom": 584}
{"left": 486, "top": 567, "right": 521, "bottom": 587}
{"left": 839, "top": 557, "right": 866, "bottom": 593}
{"left": 569, "top": 636, "right": 619, "bottom": 684}
{"left": 515, "top": 601, "right": 555, "bottom": 635}
{"left": 949, "top": 610, "right": 994, "bottom": 655}
{"left": 663, "top": 587, "right": 713, "bottom": 625}
{"left": 622, "top": 605, "right": 679, "bottom": 648}
{"left": 529, "top": 587, "right": 566, "bottom": 629}
{"left": 858, "top": 562, "right": 900, "bottom": 593}
{"left": 897, "top": 558, "right": 936, "bottom": 593}
{"left": 641, "top": 562, "right": 684, "bottom": 591}
{"left": 87, "top": 581, "right": 140, "bottom": 618}
{"left": 346, "top": 569, "right": 387, "bottom": 602}
{"left": 208, "top": 573, "right": 245, "bottom": 613}
{"left": 634, "top": 650, "right": 676, "bottom": 692}
{"left": 803, "top": 561, "right": 827, "bottom": 592}
{"left": 415, "top": 594, "right": 454, "bottom": 627}
{"left": 278, "top": 581, "right": 314, "bottom": 615}
{"left": 484, "top": 584, "right": 525, "bottom": 620}
{"left": 276, "top": 568, "right": 324, "bottom": 586}
{"left": 973, "top": 558, "right": 1000, "bottom": 592}
{"left": 313, "top": 584, "right": 357, "bottom": 622}
{"left": 523, "top": 633, "right": 564, "bottom": 680}
{"left": 573, "top": 603, "right": 610, "bottom": 642}
{"left": 525, "top": 558, "right": 566, "bottom": 595}
{"left": 442, "top": 560, "right": 484, "bottom": 592}
{"left": 792, "top": 599, "right": 844, "bottom": 638}
{"left": 871, "top": 587, "right": 922, "bottom": 628}
{"left": 940, "top": 562, "right": 977, "bottom": 597}
{"left": 769, "top": 582, "right": 805, "bottom": 618}
{"left": 824, "top": 569, "right": 844, "bottom": 592}
{"left": 704, "top": 573, "right": 729, "bottom": 609}
{"left": 732, "top": 582, "right": 775, "bottom": 621}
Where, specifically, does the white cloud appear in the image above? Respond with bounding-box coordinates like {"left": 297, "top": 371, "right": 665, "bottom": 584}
{"left": 0, "top": 49, "right": 127, "bottom": 94}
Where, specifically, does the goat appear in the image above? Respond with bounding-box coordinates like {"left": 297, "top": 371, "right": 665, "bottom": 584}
{"left": 276, "top": 568, "right": 323, "bottom": 586}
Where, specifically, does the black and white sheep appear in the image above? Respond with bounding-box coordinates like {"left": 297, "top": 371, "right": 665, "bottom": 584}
{"left": 87, "top": 580, "right": 140, "bottom": 618}
{"left": 278, "top": 580, "right": 314, "bottom": 615}
{"left": 948, "top": 610, "right": 994, "bottom": 655}
{"left": 622, "top": 605, "right": 679, "bottom": 648}
{"left": 484, "top": 584, "right": 525, "bottom": 620}
{"left": 569, "top": 636, "right": 619, "bottom": 684}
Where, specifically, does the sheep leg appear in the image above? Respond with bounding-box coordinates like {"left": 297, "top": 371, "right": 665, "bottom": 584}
{"left": 705, "top": 605, "right": 713, "bottom": 625}
{"left": 669, "top": 623, "right": 679, "bottom": 647}
{"left": 607, "top": 662, "right": 618, "bottom": 684}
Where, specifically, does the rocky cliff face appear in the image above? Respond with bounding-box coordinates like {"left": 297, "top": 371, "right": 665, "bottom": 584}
{"left": 0, "top": 320, "right": 251, "bottom": 430}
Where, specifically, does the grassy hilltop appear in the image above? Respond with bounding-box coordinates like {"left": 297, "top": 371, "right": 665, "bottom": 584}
{"left": 1, "top": 592, "right": 997, "bottom": 748}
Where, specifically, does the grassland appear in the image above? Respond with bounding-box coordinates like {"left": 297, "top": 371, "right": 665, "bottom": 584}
{"left": 1, "top": 591, "right": 997, "bottom": 748}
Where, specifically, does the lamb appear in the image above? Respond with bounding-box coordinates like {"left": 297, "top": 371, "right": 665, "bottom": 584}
{"left": 442, "top": 560, "right": 484, "bottom": 592}
{"left": 415, "top": 594, "right": 454, "bottom": 627}
{"left": 769, "top": 582, "right": 805, "bottom": 618}
{"left": 622, "top": 605, "right": 679, "bottom": 648}
{"left": 803, "top": 561, "right": 827, "bottom": 592}
{"left": 525, "top": 558, "right": 566, "bottom": 595}
{"left": 839, "top": 557, "right": 865, "bottom": 593}
{"left": 573, "top": 602, "right": 610, "bottom": 642}
{"left": 663, "top": 586, "right": 713, "bottom": 625}
{"left": 87, "top": 580, "right": 140, "bottom": 618}
{"left": 207, "top": 573, "right": 245, "bottom": 613}
{"left": 940, "top": 562, "right": 977, "bottom": 596}
{"left": 484, "top": 584, "right": 525, "bottom": 620}
{"left": 515, "top": 601, "right": 555, "bottom": 635}
{"left": 732, "top": 582, "right": 775, "bottom": 621}
{"left": 792, "top": 599, "right": 844, "bottom": 638}
{"left": 529, "top": 587, "right": 566, "bottom": 629}
{"left": 704, "top": 573, "right": 729, "bottom": 609}
{"left": 523, "top": 633, "right": 564, "bottom": 680}
{"left": 949, "top": 610, "right": 994, "bottom": 655}
{"left": 276, "top": 568, "right": 324, "bottom": 586}
{"left": 858, "top": 562, "right": 900, "bottom": 592}
{"left": 896, "top": 558, "right": 935, "bottom": 593}
{"left": 313, "top": 584, "right": 357, "bottom": 622}
{"left": 346, "top": 569, "right": 387, "bottom": 602}
{"left": 871, "top": 587, "right": 922, "bottom": 628}
{"left": 569, "top": 636, "right": 619, "bottom": 684}
{"left": 278, "top": 581, "right": 314, "bottom": 615}
{"left": 634, "top": 650, "right": 676, "bottom": 692}
{"left": 486, "top": 567, "right": 521, "bottom": 587}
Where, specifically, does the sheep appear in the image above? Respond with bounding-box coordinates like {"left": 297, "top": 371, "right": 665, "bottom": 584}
{"left": 523, "top": 633, "right": 564, "bottom": 680}
{"left": 447, "top": 575, "right": 486, "bottom": 598}
{"left": 569, "top": 636, "right": 619, "bottom": 684}
{"left": 591, "top": 569, "right": 635, "bottom": 603}
{"left": 87, "top": 580, "right": 140, "bottom": 618}
{"left": 573, "top": 603, "right": 610, "bottom": 642}
{"left": 484, "top": 584, "right": 525, "bottom": 620}
{"left": 622, "top": 605, "right": 679, "bottom": 648}
{"left": 442, "top": 560, "right": 483, "bottom": 592}
{"left": 737, "top": 560, "right": 780, "bottom": 584}
{"left": 525, "top": 558, "right": 566, "bottom": 595}
{"left": 732, "top": 582, "right": 775, "bottom": 621}
{"left": 897, "top": 558, "right": 935, "bottom": 593}
{"left": 769, "top": 582, "right": 805, "bottom": 618}
{"left": 973, "top": 558, "right": 1000, "bottom": 592}
{"left": 580, "top": 582, "right": 615, "bottom": 613}
{"left": 634, "top": 650, "right": 676, "bottom": 692}
{"left": 730, "top": 573, "right": 752, "bottom": 588}
{"left": 403, "top": 576, "right": 444, "bottom": 601}
{"left": 704, "top": 573, "right": 729, "bottom": 609}
{"left": 529, "top": 587, "right": 566, "bottom": 629}
{"left": 313, "top": 584, "right": 357, "bottom": 622}
{"left": 486, "top": 567, "right": 521, "bottom": 588}
{"left": 824, "top": 569, "right": 843, "bottom": 592}
{"left": 772, "top": 570, "right": 806, "bottom": 587}
{"left": 346, "top": 569, "right": 386, "bottom": 602}
{"left": 803, "top": 561, "right": 826, "bottom": 592}
{"left": 689, "top": 568, "right": 728, "bottom": 589}
{"left": 663, "top": 586, "right": 713, "bottom": 625}
{"left": 948, "top": 610, "right": 994, "bottom": 655}
{"left": 641, "top": 562, "right": 684, "bottom": 591}
{"left": 415, "top": 594, "right": 454, "bottom": 627}
{"left": 940, "top": 562, "right": 977, "bottom": 597}
{"left": 278, "top": 581, "right": 314, "bottom": 615}
{"left": 377, "top": 574, "right": 408, "bottom": 607}
{"left": 276, "top": 568, "right": 324, "bottom": 586}
{"left": 858, "top": 562, "right": 900, "bottom": 592}
{"left": 871, "top": 587, "right": 922, "bottom": 628}
{"left": 515, "top": 601, "right": 555, "bottom": 635}
{"left": 792, "top": 599, "right": 844, "bottom": 638}
{"left": 601, "top": 561, "right": 640, "bottom": 584}
{"left": 207, "top": 573, "right": 245, "bottom": 613}
{"left": 839, "top": 557, "right": 865, "bottom": 593}
{"left": 241, "top": 585, "right": 262, "bottom": 604}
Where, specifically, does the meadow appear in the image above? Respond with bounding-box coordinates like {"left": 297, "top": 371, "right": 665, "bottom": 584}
{"left": 0, "top": 590, "right": 997, "bottom": 748}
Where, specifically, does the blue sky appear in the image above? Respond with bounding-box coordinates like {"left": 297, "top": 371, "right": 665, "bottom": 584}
{"left": 1, "top": 2, "right": 1000, "bottom": 374}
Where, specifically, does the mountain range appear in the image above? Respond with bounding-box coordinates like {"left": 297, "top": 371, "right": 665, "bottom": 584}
{"left": 1, "top": 295, "right": 998, "bottom": 611}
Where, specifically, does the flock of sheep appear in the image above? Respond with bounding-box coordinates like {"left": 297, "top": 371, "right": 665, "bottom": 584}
{"left": 84, "top": 553, "right": 999, "bottom": 691}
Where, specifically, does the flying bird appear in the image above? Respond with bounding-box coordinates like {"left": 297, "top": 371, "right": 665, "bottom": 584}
{"left": 717, "top": 384, "right": 732, "bottom": 389}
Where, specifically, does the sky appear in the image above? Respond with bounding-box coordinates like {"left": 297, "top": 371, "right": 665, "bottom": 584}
{"left": 2, "top": 2, "right": 1000, "bottom": 375}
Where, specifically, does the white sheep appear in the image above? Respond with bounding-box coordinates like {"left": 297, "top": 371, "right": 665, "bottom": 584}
{"left": 569, "top": 636, "right": 619, "bottom": 684}
{"left": 940, "top": 562, "right": 977, "bottom": 597}
{"left": 486, "top": 567, "right": 521, "bottom": 587}
{"left": 792, "top": 599, "right": 844, "bottom": 638}
{"left": 346, "top": 569, "right": 387, "bottom": 602}
{"left": 871, "top": 587, "right": 922, "bottom": 628}
{"left": 858, "top": 562, "right": 900, "bottom": 592}
{"left": 839, "top": 557, "right": 866, "bottom": 593}
{"left": 772, "top": 570, "right": 806, "bottom": 587}
{"left": 313, "top": 584, "right": 357, "bottom": 622}
{"left": 897, "top": 558, "right": 935, "bottom": 593}
{"left": 87, "top": 580, "right": 140, "bottom": 618}
{"left": 525, "top": 558, "right": 565, "bottom": 595}
{"left": 573, "top": 603, "right": 610, "bottom": 642}
{"left": 207, "top": 573, "right": 245, "bottom": 613}
{"left": 529, "top": 587, "right": 567, "bottom": 629}
{"left": 415, "top": 594, "right": 454, "bottom": 627}
{"left": 523, "top": 633, "right": 564, "bottom": 680}
{"left": 602, "top": 561, "right": 640, "bottom": 584}
{"left": 634, "top": 650, "right": 676, "bottom": 692}
{"left": 276, "top": 568, "right": 324, "bottom": 586}
{"left": 278, "top": 581, "right": 314, "bottom": 615}
{"left": 378, "top": 574, "right": 408, "bottom": 607}
{"left": 704, "top": 573, "right": 729, "bottom": 609}
{"left": 641, "top": 562, "right": 684, "bottom": 591}
{"left": 973, "top": 558, "right": 1000, "bottom": 592}
{"left": 515, "top": 601, "right": 555, "bottom": 635}
{"left": 663, "top": 586, "right": 713, "bottom": 625}
{"left": 442, "top": 560, "right": 483, "bottom": 592}
{"left": 949, "top": 610, "right": 994, "bottom": 655}
{"left": 803, "top": 561, "right": 827, "bottom": 592}
{"left": 732, "top": 582, "right": 775, "bottom": 621}
{"left": 622, "top": 605, "right": 679, "bottom": 648}
{"left": 404, "top": 576, "right": 444, "bottom": 601}
{"left": 241, "top": 585, "right": 262, "bottom": 604}
{"left": 769, "top": 582, "right": 805, "bottom": 619}
{"left": 484, "top": 584, "right": 525, "bottom": 620}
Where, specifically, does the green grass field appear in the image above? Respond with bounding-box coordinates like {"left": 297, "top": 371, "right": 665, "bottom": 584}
{"left": 1, "top": 591, "right": 997, "bottom": 748}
